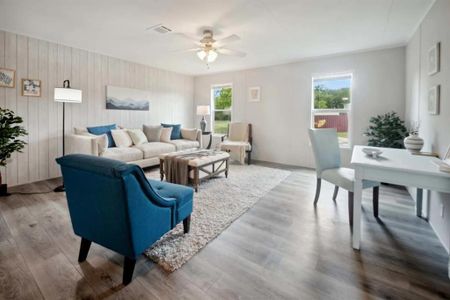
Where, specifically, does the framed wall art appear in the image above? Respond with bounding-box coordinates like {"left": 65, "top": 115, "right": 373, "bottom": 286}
{"left": 22, "top": 79, "right": 41, "bottom": 97}
{"left": 106, "top": 85, "right": 150, "bottom": 111}
{"left": 428, "top": 85, "right": 440, "bottom": 115}
{"left": 428, "top": 42, "right": 440, "bottom": 76}
{"left": 248, "top": 86, "right": 261, "bottom": 102}
{"left": 0, "top": 68, "right": 15, "bottom": 88}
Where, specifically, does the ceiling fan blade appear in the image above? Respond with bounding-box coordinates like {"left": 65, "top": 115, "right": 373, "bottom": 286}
{"left": 173, "top": 33, "right": 202, "bottom": 45}
{"left": 217, "top": 48, "right": 246, "bottom": 57}
{"left": 171, "top": 47, "right": 201, "bottom": 53}
{"left": 216, "top": 34, "right": 240, "bottom": 46}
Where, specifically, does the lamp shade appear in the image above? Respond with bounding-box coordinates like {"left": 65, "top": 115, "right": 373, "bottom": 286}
{"left": 196, "top": 105, "right": 210, "bottom": 116}
{"left": 54, "top": 88, "right": 82, "bottom": 103}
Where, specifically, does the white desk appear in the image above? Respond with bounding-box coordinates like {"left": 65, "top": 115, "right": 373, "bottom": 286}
{"left": 351, "top": 146, "right": 450, "bottom": 274}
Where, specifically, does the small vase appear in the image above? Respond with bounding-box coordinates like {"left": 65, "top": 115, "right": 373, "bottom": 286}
{"left": 404, "top": 133, "right": 424, "bottom": 153}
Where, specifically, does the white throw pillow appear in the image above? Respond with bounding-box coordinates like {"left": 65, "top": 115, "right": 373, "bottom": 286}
{"left": 181, "top": 128, "right": 198, "bottom": 141}
{"left": 111, "top": 129, "right": 133, "bottom": 148}
{"left": 127, "top": 129, "right": 148, "bottom": 145}
{"left": 160, "top": 127, "right": 173, "bottom": 143}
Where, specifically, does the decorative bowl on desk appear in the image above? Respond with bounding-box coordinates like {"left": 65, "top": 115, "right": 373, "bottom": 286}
{"left": 362, "top": 147, "right": 383, "bottom": 158}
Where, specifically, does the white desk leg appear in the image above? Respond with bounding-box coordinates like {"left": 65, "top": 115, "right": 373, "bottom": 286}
{"left": 416, "top": 188, "right": 423, "bottom": 217}
{"left": 352, "top": 168, "right": 363, "bottom": 250}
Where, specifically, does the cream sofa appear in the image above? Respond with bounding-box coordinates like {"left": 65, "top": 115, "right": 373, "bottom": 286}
{"left": 67, "top": 127, "right": 202, "bottom": 168}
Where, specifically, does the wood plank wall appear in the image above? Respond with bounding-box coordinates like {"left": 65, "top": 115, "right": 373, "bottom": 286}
{"left": 0, "top": 30, "right": 194, "bottom": 187}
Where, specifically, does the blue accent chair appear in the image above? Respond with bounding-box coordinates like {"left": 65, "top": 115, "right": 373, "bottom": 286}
{"left": 308, "top": 128, "right": 380, "bottom": 225}
{"left": 56, "top": 154, "right": 193, "bottom": 285}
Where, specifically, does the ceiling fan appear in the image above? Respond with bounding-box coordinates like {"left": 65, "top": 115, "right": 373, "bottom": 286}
{"left": 176, "top": 29, "right": 246, "bottom": 64}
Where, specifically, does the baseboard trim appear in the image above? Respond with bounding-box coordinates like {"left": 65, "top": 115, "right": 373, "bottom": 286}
{"left": 430, "top": 220, "right": 450, "bottom": 254}
{"left": 252, "top": 159, "right": 314, "bottom": 171}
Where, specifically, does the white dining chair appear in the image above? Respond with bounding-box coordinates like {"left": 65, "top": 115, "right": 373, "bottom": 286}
{"left": 308, "top": 128, "right": 380, "bottom": 225}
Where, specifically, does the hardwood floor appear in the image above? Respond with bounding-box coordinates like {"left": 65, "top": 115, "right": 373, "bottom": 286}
{"left": 1, "top": 163, "right": 450, "bottom": 299}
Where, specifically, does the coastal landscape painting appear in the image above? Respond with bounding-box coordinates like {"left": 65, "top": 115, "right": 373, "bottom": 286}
{"left": 106, "top": 86, "right": 150, "bottom": 111}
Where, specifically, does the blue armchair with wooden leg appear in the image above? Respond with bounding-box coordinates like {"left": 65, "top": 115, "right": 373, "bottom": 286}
{"left": 56, "top": 154, "right": 193, "bottom": 285}
{"left": 308, "top": 128, "right": 380, "bottom": 225}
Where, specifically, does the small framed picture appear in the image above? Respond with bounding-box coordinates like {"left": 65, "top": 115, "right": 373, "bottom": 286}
{"left": 248, "top": 86, "right": 260, "bottom": 102}
{"left": 428, "top": 42, "right": 440, "bottom": 75}
{"left": 0, "top": 68, "right": 16, "bottom": 88}
{"left": 428, "top": 85, "right": 440, "bottom": 115}
{"left": 22, "top": 79, "right": 41, "bottom": 97}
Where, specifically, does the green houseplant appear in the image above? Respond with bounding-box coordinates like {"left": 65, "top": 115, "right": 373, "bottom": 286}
{"left": 364, "top": 111, "right": 408, "bottom": 149}
{"left": 0, "top": 108, "right": 28, "bottom": 196}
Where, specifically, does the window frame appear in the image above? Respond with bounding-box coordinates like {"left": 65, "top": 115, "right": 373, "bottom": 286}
{"left": 210, "top": 83, "right": 233, "bottom": 134}
{"left": 311, "top": 73, "right": 353, "bottom": 148}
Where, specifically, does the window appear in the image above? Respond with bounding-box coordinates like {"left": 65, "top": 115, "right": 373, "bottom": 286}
{"left": 311, "top": 74, "right": 352, "bottom": 147}
{"left": 211, "top": 84, "right": 232, "bottom": 134}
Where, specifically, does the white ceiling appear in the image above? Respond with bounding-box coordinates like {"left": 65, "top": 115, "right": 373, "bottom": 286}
{"left": 0, "top": 0, "right": 434, "bottom": 76}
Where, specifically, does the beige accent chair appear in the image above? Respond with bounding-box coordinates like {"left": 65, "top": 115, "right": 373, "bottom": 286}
{"left": 219, "top": 122, "right": 252, "bottom": 165}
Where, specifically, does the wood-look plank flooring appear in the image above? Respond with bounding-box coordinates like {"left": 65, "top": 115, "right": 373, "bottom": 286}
{"left": 1, "top": 163, "right": 450, "bottom": 299}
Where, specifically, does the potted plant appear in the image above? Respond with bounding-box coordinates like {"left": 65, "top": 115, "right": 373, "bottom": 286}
{"left": 364, "top": 111, "right": 408, "bottom": 149}
{"left": 0, "top": 108, "right": 28, "bottom": 196}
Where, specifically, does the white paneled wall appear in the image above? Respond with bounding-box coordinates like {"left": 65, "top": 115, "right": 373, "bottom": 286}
{"left": 194, "top": 47, "right": 406, "bottom": 168}
{"left": 0, "top": 30, "right": 194, "bottom": 187}
{"left": 406, "top": 0, "right": 450, "bottom": 251}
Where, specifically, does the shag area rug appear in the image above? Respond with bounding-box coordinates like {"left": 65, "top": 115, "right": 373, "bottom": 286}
{"left": 144, "top": 164, "right": 291, "bottom": 272}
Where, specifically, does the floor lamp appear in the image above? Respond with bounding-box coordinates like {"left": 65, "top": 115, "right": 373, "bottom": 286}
{"left": 54, "top": 80, "right": 82, "bottom": 192}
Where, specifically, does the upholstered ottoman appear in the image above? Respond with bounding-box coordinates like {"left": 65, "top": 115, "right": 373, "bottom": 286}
{"left": 159, "top": 150, "right": 230, "bottom": 192}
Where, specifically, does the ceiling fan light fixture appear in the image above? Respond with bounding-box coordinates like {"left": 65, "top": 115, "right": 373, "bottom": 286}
{"left": 196, "top": 49, "right": 218, "bottom": 63}
{"left": 176, "top": 29, "right": 246, "bottom": 66}
{"left": 207, "top": 50, "right": 218, "bottom": 63}
{"left": 196, "top": 50, "right": 207, "bottom": 61}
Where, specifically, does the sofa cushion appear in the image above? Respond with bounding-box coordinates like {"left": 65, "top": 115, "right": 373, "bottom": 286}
{"left": 111, "top": 129, "right": 133, "bottom": 148}
{"left": 181, "top": 128, "right": 198, "bottom": 141}
{"left": 127, "top": 129, "right": 148, "bottom": 145}
{"left": 135, "top": 142, "right": 176, "bottom": 159}
{"left": 160, "top": 127, "right": 172, "bottom": 143}
{"left": 87, "top": 124, "right": 117, "bottom": 147}
{"left": 101, "top": 147, "right": 143, "bottom": 162}
{"left": 143, "top": 125, "right": 162, "bottom": 142}
{"left": 169, "top": 139, "right": 200, "bottom": 151}
{"left": 161, "top": 123, "right": 182, "bottom": 140}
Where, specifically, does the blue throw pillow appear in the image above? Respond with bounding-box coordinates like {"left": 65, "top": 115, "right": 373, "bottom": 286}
{"left": 87, "top": 124, "right": 117, "bottom": 147}
{"left": 161, "top": 123, "right": 182, "bottom": 140}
